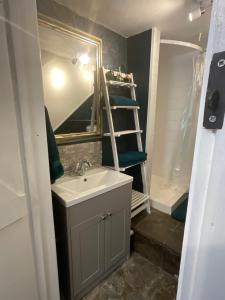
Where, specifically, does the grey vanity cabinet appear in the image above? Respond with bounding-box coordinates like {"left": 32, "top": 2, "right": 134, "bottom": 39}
{"left": 53, "top": 182, "right": 132, "bottom": 300}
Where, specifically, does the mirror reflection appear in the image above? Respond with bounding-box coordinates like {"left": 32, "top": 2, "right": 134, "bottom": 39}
{"left": 38, "top": 19, "right": 101, "bottom": 141}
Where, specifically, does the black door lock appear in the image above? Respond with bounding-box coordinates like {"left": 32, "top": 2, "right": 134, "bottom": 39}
{"left": 207, "top": 90, "right": 219, "bottom": 111}
{"left": 203, "top": 51, "right": 225, "bottom": 129}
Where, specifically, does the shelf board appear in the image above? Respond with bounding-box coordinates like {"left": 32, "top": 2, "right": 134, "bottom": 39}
{"left": 131, "top": 202, "right": 149, "bottom": 218}
{"left": 103, "top": 130, "right": 143, "bottom": 137}
{"left": 105, "top": 161, "right": 146, "bottom": 172}
{"left": 119, "top": 161, "right": 146, "bottom": 171}
{"left": 131, "top": 190, "right": 149, "bottom": 211}
{"left": 106, "top": 80, "right": 137, "bottom": 87}
{"left": 131, "top": 190, "right": 149, "bottom": 218}
{"left": 103, "top": 106, "right": 140, "bottom": 110}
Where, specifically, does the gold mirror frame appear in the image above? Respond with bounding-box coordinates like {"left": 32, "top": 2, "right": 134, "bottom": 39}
{"left": 38, "top": 14, "right": 102, "bottom": 144}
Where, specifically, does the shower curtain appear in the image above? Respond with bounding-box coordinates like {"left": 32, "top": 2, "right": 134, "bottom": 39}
{"left": 168, "top": 53, "right": 205, "bottom": 190}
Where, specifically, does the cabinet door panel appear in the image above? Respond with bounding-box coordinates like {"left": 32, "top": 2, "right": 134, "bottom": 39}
{"left": 105, "top": 184, "right": 131, "bottom": 269}
{"left": 105, "top": 185, "right": 131, "bottom": 268}
{"left": 105, "top": 206, "right": 130, "bottom": 269}
{"left": 105, "top": 208, "right": 126, "bottom": 268}
{"left": 71, "top": 215, "right": 104, "bottom": 295}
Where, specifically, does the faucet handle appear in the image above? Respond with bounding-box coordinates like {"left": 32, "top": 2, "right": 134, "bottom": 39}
{"left": 75, "top": 161, "right": 81, "bottom": 171}
{"left": 87, "top": 160, "right": 93, "bottom": 167}
{"left": 83, "top": 159, "right": 92, "bottom": 168}
{"left": 74, "top": 159, "right": 92, "bottom": 176}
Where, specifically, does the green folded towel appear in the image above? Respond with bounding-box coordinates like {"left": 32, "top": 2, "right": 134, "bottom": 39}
{"left": 45, "top": 107, "right": 64, "bottom": 184}
{"left": 110, "top": 95, "right": 139, "bottom": 107}
{"left": 118, "top": 151, "right": 147, "bottom": 167}
{"left": 103, "top": 151, "right": 147, "bottom": 167}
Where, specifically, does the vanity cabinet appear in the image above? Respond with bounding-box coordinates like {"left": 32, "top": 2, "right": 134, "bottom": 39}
{"left": 52, "top": 183, "right": 132, "bottom": 300}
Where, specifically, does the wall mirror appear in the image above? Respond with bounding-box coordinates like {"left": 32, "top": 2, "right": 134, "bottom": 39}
{"left": 38, "top": 15, "right": 102, "bottom": 144}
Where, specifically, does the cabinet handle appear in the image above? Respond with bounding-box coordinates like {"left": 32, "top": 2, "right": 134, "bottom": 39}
{"left": 99, "top": 212, "right": 112, "bottom": 222}
{"left": 100, "top": 214, "right": 107, "bottom": 221}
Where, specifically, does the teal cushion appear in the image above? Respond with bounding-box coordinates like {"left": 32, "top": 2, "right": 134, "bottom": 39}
{"left": 110, "top": 95, "right": 139, "bottom": 107}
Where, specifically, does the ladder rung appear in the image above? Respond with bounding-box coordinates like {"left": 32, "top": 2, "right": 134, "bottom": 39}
{"left": 106, "top": 80, "right": 137, "bottom": 88}
{"left": 107, "top": 160, "right": 146, "bottom": 172}
{"left": 103, "top": 130, "right": 143, "bottom": 137}
{"left": 104, "top": 68, "right": 132, "bottom": 78}
{"left": 103, "top": 106, "right": 140, "bottom": 110}
{"left": 119, "top": 161, "right": 145, "bottom": 171}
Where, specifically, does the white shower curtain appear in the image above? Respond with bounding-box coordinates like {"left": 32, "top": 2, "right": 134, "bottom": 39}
{"left": 168, "top": 53, "right": 205, "bottom": 190}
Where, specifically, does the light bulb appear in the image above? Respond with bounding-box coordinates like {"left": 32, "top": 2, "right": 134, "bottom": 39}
{"left": 79, "top": 53, "right": 90, "bottom": 65}
{"left": 50, "top": 67, "right": 65, "bottom": 89}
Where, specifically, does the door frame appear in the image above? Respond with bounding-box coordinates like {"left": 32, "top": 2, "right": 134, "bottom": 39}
{"left": 4, "top": 1, "right": 60, "bottom": 299}
{"left": 177, "top": 0, "right": 225, "bottom": 298}
{"left": 146, "top": 0, "right": 225, "bottom": 298}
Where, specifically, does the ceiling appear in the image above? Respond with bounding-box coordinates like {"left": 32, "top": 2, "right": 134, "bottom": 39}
{"left": 55, "top": 0, "right": 212, "bottom": 47}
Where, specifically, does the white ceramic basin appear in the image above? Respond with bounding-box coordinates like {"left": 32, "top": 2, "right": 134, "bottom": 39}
{"left": 52, "top": 167, "right": 133, "bottom": 207}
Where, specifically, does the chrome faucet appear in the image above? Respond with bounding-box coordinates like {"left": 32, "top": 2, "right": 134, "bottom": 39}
{"left": 75, "top": 159, "right": 92, "bottom": 176}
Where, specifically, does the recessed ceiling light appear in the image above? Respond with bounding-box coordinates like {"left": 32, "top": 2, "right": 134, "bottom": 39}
{"left": 189, "top": 7, "right": 205, "bottom": 22}
{"left": 188, "top": 0, "right": 212, "bottom": 22}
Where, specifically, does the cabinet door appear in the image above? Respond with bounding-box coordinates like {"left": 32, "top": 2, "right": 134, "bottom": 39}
{"left": 105, "top": 204, "right": 131, "bottom": 269}
{"left": 71, "top": 215, "right": 105, "bottom": 296}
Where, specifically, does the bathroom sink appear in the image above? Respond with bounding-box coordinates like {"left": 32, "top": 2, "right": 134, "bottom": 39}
{"left": 52, "top": 167, "right": 133, "bottom": 207}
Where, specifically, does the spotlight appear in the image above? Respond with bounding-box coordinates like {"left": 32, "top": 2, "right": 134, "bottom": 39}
{"left": 189, "top": 7, "right": 205, "bottom": 22}
{"left": 188, "top": 0, "right": 212, "bottom": 22}
{"left": 72, "top": 57, "right": 78, "bottom": 65}
{"left": 78, "top": 53, "right": 90, "bottom": 65}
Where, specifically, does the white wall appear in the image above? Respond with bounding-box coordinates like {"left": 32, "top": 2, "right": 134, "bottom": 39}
{"left": 152, "top": 45, "right": 199, "bottom": 189}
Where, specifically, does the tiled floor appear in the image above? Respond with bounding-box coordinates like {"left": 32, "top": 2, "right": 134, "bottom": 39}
{"left": 83, "top": 252, "right": 177, "bottom": 300}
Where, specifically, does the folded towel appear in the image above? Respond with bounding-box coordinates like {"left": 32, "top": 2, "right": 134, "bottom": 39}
{"left": 103, "top": 151, "right": 147, "bottom": 167}
{"left": 45, "top": 107, "right": 64, "bottom": 184}
{"left": 118, "top": 151, "right": 147, "bottom": 167}
{"left": 110, "top": 95, "right": 139, "bottom": 107}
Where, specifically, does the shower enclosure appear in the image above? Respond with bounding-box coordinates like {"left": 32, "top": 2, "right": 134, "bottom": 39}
{"left": 149, "top": 39, "right": 204, "bottom": 214}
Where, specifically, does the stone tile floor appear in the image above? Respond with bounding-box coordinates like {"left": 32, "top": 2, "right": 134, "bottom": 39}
{"left": 83, "top": 252, "right": 177, "bottom": 300}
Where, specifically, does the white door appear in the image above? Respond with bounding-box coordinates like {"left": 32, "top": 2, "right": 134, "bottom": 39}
{"left": 0, "top": 3, "right": 39, "bottom": 299}
{"left": 0, "top": 1, "right": 60, "bottom": 300}
{"left": 177, "top": 0, "right": 225, "bottom": 299}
